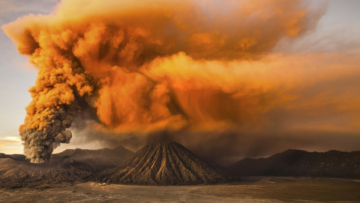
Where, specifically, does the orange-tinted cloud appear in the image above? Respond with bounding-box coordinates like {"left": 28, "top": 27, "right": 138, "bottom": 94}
{"left": 2, "top": 0, "right": 327, "bottom": 163}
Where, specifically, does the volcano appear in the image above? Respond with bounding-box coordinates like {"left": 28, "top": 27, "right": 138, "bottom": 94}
{"left": 94, "top": 141, "right": 231, "bottom": 185}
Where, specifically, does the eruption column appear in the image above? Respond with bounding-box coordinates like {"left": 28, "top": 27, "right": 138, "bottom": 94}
{"left": 2, "top": 0, "right": 325, "bottom": 163}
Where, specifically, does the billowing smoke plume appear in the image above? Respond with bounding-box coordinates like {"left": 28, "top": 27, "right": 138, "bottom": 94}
{"left": 3, "top": 0, "right": 326, "bottom": 163}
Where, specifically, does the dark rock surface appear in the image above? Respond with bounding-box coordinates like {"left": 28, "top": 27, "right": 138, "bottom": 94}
{"left": 227, "top": 149, "right": 360, "bottom": 178}
{"left": 94, "top": 141, "right": 231, "bottom": 185}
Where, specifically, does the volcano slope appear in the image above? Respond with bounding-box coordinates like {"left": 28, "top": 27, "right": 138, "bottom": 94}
{"left": 94, "top": 142, "right": 231, "bottom": 185}
{"left": 0, "top": 146, "right": 134, "bottom": 188}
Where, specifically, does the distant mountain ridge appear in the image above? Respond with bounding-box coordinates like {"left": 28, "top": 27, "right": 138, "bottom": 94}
{"left": 53, "top": 146, "right": 134, "bottom": 171}
{"left": 0, "top": 146, "right": 134, "bottom": 188}
{"left": 226, "top": 149, "right": 360, "bottom": 178}
{"left": 0, "top": 153, "right": 26, "bottom": 161}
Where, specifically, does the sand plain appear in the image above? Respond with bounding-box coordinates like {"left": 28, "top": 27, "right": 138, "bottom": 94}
{"left": 1, "top": 177, "right": 360, "bottom": 203}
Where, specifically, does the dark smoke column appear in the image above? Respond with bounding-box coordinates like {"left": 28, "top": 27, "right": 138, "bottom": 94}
{"left": 17, "top": 56, "right": 95, "bottom": 163}
{"left": 14, "top": 39, "right": 96, "bottom": 163}
{"left": 20, "top": 106, "right": 76, "bottom": 163}
{"left": 16, "top": 48, "right": 95, "bottom": 163}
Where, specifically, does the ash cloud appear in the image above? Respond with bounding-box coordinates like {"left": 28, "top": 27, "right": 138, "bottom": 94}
{"left": 2, "top": 0, "right": 328, "bottom": 163}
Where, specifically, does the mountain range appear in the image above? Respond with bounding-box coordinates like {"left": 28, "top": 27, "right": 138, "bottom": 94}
{"left": 226, "top": 149, "right": 360, "bottom": 178}
{"left": 1, "top": 143, "right": 360, "bottom": 188}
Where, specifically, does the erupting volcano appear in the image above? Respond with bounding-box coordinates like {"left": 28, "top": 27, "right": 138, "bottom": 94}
{"left": 2, "top": 0, "right": 360, "bottom": 202}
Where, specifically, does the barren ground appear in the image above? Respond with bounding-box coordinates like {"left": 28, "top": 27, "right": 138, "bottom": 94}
{"left": 1, "top": 177, "right": 359, "bottom": 203}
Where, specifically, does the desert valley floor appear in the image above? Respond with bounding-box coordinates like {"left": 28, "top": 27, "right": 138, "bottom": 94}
{"left": 1, "top": 177, "right": 360, "bottom": 203}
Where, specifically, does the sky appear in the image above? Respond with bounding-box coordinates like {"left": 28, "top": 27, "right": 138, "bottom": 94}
{"left": 0, "top": 0, "right": 58, "bottom": 153}
{"left": 0, "top": 0, "right": 360, "bottom": 160}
